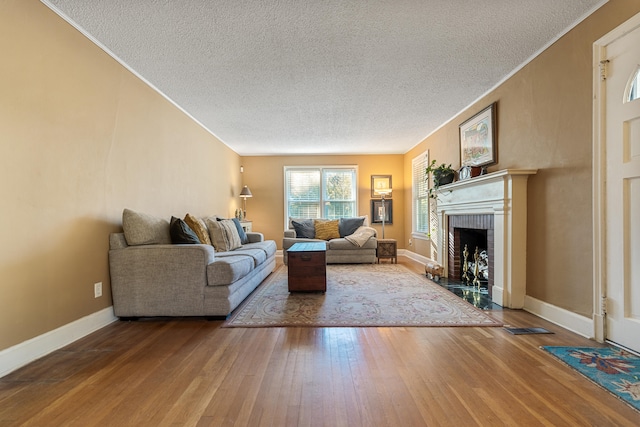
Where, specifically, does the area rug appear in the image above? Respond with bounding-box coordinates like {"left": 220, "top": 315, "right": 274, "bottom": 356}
{"left": 224, "top": 264, "right": 502, "bottom": 327}
{"left": 542, "top": 346, "right": 640, "bottom": 412}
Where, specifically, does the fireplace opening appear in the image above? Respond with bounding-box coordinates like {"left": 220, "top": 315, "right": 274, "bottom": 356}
{"left": 459, "top": 229, "right": 488, "bottom": 285}
{"left": 448, "top": 214, "right": 494, "bottom": 296}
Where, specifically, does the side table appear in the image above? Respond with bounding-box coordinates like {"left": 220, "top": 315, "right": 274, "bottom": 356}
{"left": 239, "top": 220, "right": 252, "bottom": 232}
{"left": 377, "top": 239, "right": 397, "bottom": 264}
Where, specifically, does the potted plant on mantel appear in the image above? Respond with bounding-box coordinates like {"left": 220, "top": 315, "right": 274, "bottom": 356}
{"left": 425, "top": 160, "right": 456, "bottom": 199}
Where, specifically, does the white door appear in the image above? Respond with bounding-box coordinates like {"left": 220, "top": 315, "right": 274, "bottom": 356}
{"left": 602, "top": 17, "right": 640, "bottom": 352}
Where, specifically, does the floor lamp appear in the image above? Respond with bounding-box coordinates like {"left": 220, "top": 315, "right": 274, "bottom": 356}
{"left": 239, "top": 185, "right": 252, "bottom": 219}
{"left": 375, "top": 188, "right": 392, "bottom": 239}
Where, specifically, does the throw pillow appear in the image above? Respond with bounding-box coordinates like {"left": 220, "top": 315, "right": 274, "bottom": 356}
{"left": 216, "top": 217, "right": 249, "bottom": 244}
{"left": 206, "top": 218, "right": 242, "bottom": 252}
{"left": 314, "top": 219, "right": 340, "bottom": 240}
{"left": 292, "top": 219, "right": 315, "bottom": 239}
{"left": 170, "top": 216, "right": 201, "bottom": 244}
{"left": 184, "top": 213, "right": 212, "bottom": 245}
{"left": 339, "top": 216, "right": 366, "bottom": 237}
{"left": 288, "top": 217, "right": 313, "bottom": 229}
{"left": 122, "top": 208, "right": 171, "bottom": 246}
{"left": 233, "top": 218, "right": 249, "bottom": 244}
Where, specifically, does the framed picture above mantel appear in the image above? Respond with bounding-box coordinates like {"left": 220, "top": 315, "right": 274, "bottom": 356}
{"left": 459, "top": 102, "right": 497, "bottom": 167}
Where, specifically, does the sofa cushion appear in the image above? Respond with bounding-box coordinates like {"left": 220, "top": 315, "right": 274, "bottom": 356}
{"left": 314, "top": 219, "right": 340, "bottom": 240}
{"left": 236, "top": 240, "right": 277, "bottom": 258}
{"left": 184, "top": 213, "right": 212, "bottom": 245}
{"left": 330, "top": 234, "right": 377, "bottom": 249}
{"left": 327, "top": 237, "right": 358, "bottom": 250}
{"left": 221, "top": 248, "right": 266, "bottom": 266}
{"left": 206, "top": 218, "right": 242, "bottom": 252}
{"left": 207, "top": 255, "right": 254, "bottom": 286}
{"left": 122, "top": 208, "right": 171, "bottom": 246}
{"left": 338, "top": 216, "right": 366, "bottom": 237}
{"left": 170, "top": 216, "right": 201, "bottom": 244}
{"left": 292, "top": 219, "right": 315, "bottom": 238}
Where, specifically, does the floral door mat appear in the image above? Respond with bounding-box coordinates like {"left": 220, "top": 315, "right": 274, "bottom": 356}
{"left": 542, "top": 346, "right": 640, "bottom": 412}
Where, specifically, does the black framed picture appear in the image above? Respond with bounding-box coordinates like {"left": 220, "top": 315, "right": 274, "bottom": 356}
{"left": 370, "top": 199, "right": 393, "bottom": 224}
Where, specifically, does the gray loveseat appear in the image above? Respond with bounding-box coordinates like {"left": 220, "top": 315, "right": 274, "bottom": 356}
{"left": 109, "top": 209, "right": 276, "bottom": 318}
{"left": 283, "top": 216, "right": 377, "bottom": 265}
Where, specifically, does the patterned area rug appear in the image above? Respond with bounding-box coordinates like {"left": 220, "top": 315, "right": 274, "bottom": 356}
{"left": 542, "top": 346, "right": 640, "bottom": 412}
{"left": 224, "top": 264, "right": 502, "bottom": 327}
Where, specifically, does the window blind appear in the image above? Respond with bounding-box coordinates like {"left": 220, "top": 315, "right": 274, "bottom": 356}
{"left": 412, "top": 152, "right": 430, "bottom": 234}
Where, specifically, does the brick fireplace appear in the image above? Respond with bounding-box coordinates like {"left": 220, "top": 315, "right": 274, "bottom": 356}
{"left": 448, "top": 214, "right": 494, "bottom": 294}
{"left": 436, "top": 169, "right": 536, "bottom": 308}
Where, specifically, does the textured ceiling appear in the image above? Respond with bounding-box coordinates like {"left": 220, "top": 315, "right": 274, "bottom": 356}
{"left": 43, "top": 0, "right": 605, "bottom": 155}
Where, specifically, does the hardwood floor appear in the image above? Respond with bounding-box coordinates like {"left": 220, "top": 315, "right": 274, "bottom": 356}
{"left": 1, "top": 258, "right": 638, "bottom": 426}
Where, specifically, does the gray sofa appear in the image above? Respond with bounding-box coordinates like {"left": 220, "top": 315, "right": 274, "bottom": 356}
{"left": 283, "top": 216, "right": 377, "bottom": 265}
{"left": 108, "top": 210, "right": 276, "bottom": 318}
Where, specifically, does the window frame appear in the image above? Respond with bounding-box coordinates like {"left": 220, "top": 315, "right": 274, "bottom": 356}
{"left": 412, "top": 151, "right": 431, "bottom": 240}
{"left": 284, "top": 165, "right": 358, "bottom": 228}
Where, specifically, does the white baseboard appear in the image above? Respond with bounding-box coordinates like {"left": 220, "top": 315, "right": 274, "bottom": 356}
{"left": 400, "top": 249, "right": 429, "bottom": 265}
{"left": 523, "top": 296, "right": 594, "bottom": 339}
{"left": 0, "top": 307, "right": 117, "bottom": 378}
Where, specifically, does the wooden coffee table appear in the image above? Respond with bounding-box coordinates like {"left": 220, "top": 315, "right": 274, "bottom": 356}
{"left": 287, "top": 242, "right": 327, "bottom": 293}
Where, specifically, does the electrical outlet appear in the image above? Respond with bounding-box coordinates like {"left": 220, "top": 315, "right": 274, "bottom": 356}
{"left": 409, "top": 239, "right": 412, "bottom": 246}
{"left": 94, "top": 282, "right": 102, "bottom": 298}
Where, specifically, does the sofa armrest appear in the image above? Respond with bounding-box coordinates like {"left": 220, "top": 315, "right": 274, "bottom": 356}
{"left": 109, "top": 244, "right": 215, "bottom": 316}
{"left": 110, "top": 233, "right": 128, "bottom": 249}
{"left": 246, "top": 232, "right": 264, "bottom": 243}
{"left": 284, "top": 230, "right": 296, "bottom": 238}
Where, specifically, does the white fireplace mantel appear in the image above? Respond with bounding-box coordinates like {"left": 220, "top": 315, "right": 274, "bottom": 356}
{"left": 436, "top": 169, "right": 537, "bottom": 308}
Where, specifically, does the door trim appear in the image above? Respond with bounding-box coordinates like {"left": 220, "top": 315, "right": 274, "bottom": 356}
{"left": 592, "top": 11, "right": 640, "bottom": 342}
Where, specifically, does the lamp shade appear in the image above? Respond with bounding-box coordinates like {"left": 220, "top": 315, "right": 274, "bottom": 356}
{"left": 239, "top": 185, "right": 252, "bottom": 198}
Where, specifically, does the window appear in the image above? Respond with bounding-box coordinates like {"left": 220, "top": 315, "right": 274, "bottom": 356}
{"left": 285, "top": 166, "right": 357, "bottom": 225}
{"left": 412, "top": 151, "right": 431, "bottom": 236}
{"left": 626, "top": 66, "right": 640, "bottom": 103}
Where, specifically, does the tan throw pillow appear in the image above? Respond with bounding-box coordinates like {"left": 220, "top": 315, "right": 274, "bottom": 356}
{"left": 314, "top": 219, "right": 340, "bottom": 240}
{"left": 122, "top": 208, "right": 171, "bottom": 246}
{"left": 184, "top": 213, "right": 212, "bottom": 245}
{"left": 206, "top": 218, "right": 242, "bottom": 252}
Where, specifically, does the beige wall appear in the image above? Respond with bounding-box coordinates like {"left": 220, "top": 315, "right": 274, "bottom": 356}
{"left": 405, "top": 0, "right": 640, "bottom": 318}
{"left": 239, "top": 155, "right": 405, "bottom": 246}
{"left": 0, "top": 0, "right": 241, "bottom": 350}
